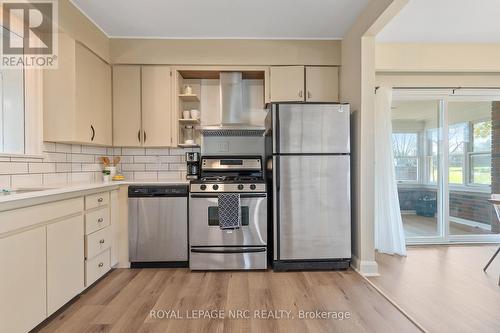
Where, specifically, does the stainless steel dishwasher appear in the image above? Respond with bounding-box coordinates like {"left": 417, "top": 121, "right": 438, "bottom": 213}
{"left": 128, "top": 185, "right": 188, "bottom": 268}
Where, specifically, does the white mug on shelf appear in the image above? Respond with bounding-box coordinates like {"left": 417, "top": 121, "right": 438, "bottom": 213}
{"left": 182, "top": 110, "right": 191, "bottom": 119}
{"left": 183, "top": 85, "right": 193, "bottom": 95}
{"left": 190, "top": 109, "right": 200, "bottom": 120}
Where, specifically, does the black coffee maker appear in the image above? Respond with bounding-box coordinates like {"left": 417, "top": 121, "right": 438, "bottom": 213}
{"left": 185, "top": 152, "right": 200, "bottom": 180}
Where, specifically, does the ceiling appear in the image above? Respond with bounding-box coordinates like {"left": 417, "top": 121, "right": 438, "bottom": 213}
{"left": 70, "top": 0, "right": 369, "bottom": 39}
{"left": 377, "top": 0, "right": 500, "bottom": 43}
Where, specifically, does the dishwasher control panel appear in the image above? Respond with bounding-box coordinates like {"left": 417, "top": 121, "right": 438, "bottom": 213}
{"left": 128, "top": 185, "right": 188, "bottom": 197}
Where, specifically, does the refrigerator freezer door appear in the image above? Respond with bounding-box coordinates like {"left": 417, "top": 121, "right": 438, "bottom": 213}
{"left": 277, "top": 155, "right": 351, "bottom": 260}
{"left": 274, "top": 104, "right": 350, "bottom": 154}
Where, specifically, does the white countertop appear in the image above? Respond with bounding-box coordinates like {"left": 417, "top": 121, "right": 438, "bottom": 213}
{"left": 0, "top": 180, "right": 190, "bottom": 212}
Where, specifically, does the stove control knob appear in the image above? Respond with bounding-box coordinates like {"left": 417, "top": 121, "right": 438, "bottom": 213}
{"left": 200, "top": 185, "right": 206, "bottom": 191}
{"left": 238, "top": 184, "right": 244, "bottom": 190}
{"left": 250, "top": 184, "right": 256, "bottom": 190}
{"left": 212, "top": 184, "right": 219, "bottom": 191}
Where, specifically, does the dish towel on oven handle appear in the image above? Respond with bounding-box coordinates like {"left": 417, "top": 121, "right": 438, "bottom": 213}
{"left": 218, "top": 193, "right": 241, "bottom": 229}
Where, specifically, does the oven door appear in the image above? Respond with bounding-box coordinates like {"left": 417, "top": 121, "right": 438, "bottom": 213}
{"left": 189, "top": 193, "right": 267, "bottom": 246}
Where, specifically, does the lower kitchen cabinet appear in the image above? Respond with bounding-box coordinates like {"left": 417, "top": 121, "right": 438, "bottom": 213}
{"left": 0, "top": 227, "right": 47, "bottom": 333}
{"left": 0, "top": 189, "right": 117, "bottom": 333}
{"left": 47, "top": 215, "right": 85, "bottom": 315}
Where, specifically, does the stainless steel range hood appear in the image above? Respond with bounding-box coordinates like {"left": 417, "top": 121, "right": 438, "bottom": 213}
{"left": 197, "top": 72, "right": 265, "bottom": 137}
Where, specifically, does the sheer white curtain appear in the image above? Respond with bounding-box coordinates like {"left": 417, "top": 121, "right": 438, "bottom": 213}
{"left": 374, "top": 87, "right": 406, "bottom": 255}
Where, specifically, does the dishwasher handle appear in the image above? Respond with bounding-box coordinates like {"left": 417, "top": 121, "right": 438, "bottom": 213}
{"left": 128, "top": 185, "right": 189, "bottom": 197}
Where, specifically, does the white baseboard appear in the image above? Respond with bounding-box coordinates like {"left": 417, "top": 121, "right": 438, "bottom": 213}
{"left": 351, "top": 255, "right": 379, "bottom": 276}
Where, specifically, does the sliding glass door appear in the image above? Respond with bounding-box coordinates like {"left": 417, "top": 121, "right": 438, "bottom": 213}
{"left": 391, "top": 90, "right": 500, "bottom": 244}
{"left": 448, "top": 100, "right": 499, "bottom": 241}
{"left": 392, "top": 99, "right": 443, "bottom": 239}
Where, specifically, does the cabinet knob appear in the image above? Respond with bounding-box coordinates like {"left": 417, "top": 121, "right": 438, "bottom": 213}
{"left": 138, "top": 130, "right": 141, "bottom": 142}
{"left": 99, "top": 239, "right": 105, "bottom": 244}
{"left": 91, "top": 125, "right": 95, "bottom": 141}
{"left": 298, "top": 90, "right": 303, "bottom": 98}
{"left": 98, "top": 217, "right": 104, "bottom": 223}
{"left": 307, "top": 91, "right": 312, "bottom": 99}
{"left": 98, "top": 262, "right": 104, "bottom": 267}
{"left": 97, "top": 197, "right": 103, "bottom": 203}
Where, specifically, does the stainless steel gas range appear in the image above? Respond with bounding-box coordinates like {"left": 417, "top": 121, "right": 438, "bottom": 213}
{"left": 189, "top": 156, "right": 267, "bottom": 270}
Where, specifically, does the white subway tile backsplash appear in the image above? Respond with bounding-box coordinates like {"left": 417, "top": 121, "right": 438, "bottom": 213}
{"left": 71, "top": 154, "right": 95, "bottom": 163}
{"left": 82, "top": 146, "right": 107, "bottom": 155}
{"left": 0, "top": 142, "right": 186, "bottom": 188}
{"left": 145, "top": 163, "right": 169, "bottom": 171}
{"left": 70, "top": 172, "right": 94, "bottom": 184}
{"left": 56, "top": 163, "right": 72, "bottom": 172}
{"left": 158, "top": 171, "right": 181, "bottom": 180}
{"left": 0, "top": 175, "right": 11, "bottom": 188}
{"left": 119, "top": 155, "right": 133, "bottom": 163}
{"left": 134, "top": 172, "right": 158, "bottom": 181}
{"left": 55, "top": 143, "right": 72, "bottom": 153}
{"left": 81, "top": 163, "right": 102, "bottom": 172}
{"left": 0, "top": 162, "right": 28, "bottom": 174}
{"left": 43, "top": 142, "right": 56, "bottom": 152}
{"left": 11, "top": 174, "right": 43, "bottom": 188}
{"left": 71, "top": 163, "right": 82, "bottom": 172}
{"left": 134, "top": 155, "right": 158, "bottom": 163}
{"left": 122, "top": 163, "right": 145, "bottom": 171}
{"left": 169, "top": 163, "right": 186, "bottom": 171}
{"left": 145, "top": 148, "right": 170, "bottom": 155}
{"left": 29, "top": 162, "right": 56, "bottom": 173}
{"left": 71, "top": 145, "right": 82, "bottom": 153}
{"left": 122, "top": 148, "right": 145, "bottom": 155}
{"left": 44, "top": 152, "right": 68, "bottom": 163}
{"left": 43, "top": 173, "right": 68, "bottom": 186}
{"left": 158, "top": 155, "right": 183, "bottom": 163}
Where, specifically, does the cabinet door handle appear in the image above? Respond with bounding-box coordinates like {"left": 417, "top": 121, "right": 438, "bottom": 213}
{"left": 97, "top": 197, "right": 103, "bottom": 203}
{"left": 98, "top": 262, "right": 104, "bottom": 267}
{"left": 99, "top": 239, "right": 105, "bottom": 244}
{"left": 98, "top": 217, "right": 104, "bottom": 223}
{"left": 91, "top": 125, "right": 95, "bottom": 141}
{"left": 298, "top": 90, "right": 303, "bottom": 98}
{"left": 137, "top": 130, "right": 141, "bottom": 142}
{"left": 307, "top": 91, "right": 312, "bottom": 99}
{"left": 143, "top": 130, "right": 147, "bottom": 143}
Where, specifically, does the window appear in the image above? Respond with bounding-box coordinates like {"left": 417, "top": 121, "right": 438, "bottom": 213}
{"left": 448, "top": 123, "right": 468, "bottom": 184}
{"left": 392, "top": 132, "right": 419, "bottom": 182}
{"left": 0, "top": 27, "right": 25, "bottom": 155}
{"left": 469, "top": 120, "right": 491, "bottom": 185}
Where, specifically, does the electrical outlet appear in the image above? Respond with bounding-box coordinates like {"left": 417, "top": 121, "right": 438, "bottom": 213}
{"left": 217, "top": 142, "right": 229, "bottom": 152}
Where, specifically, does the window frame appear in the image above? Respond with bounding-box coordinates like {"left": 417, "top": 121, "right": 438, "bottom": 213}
{"left": 392, "top": 130, "right": 421, "bottom": 184}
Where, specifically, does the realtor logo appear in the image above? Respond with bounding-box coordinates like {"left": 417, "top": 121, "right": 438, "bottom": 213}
{"left": 1, "top": 0, "right": 58, "bottom": 68}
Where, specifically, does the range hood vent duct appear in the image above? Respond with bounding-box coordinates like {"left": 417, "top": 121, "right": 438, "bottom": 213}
{"left": 197, "top": 72, "right": 265, "bottom": 137}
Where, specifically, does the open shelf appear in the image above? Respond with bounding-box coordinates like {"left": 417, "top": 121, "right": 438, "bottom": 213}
{"left": 178, "top": 143, "right": 200, "bottom": 148}
{"left": 178, "top": 94, "right": 200, "bottom": 102}
{"left": 179, "top": 118, "right": 200, "bottom": 125}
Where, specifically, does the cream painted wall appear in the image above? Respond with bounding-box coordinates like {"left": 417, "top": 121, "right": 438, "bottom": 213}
{"left": 376, "top": 43, "right": 500, "bottom": 73}
{"left": 341, "top": 0, "right": 408, "bottom": 276}
{"left": 110, "top": 39, "right": 341, "bottom": 65}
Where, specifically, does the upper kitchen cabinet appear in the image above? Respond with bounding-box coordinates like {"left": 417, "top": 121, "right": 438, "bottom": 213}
{"left": 270, "top": 66, "right": 339, "bottom": 103}
{"left": 305, "top": 66, "right": 339, "bottom": 102}
{"left": 141, "top": 66, "right": 173, "bottom": 147}
{"left": 270, "top": 66, "right": 305, "bottom": 102}
{"left": 113, "top": 65, "right": 173, "bottom": 147}
{"left": 43, "top": 34, "right": 112, "bottom": 146}
{"left": 112, "top": 66, "right": 142, "bottom": 146}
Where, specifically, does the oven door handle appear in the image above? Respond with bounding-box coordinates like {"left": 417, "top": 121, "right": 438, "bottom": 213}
{"left": 191, "top": 247, "right": 266, "bottom": 254}
{"left": 190, "top": 194, "right": 267, "bottom": 198}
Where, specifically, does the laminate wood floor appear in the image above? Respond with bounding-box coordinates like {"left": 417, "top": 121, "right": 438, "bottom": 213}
{"left": 34, "top": 269, "right": 420, "bottom": 333}
{"left": 369, "top": 245, "right": 500, "bottom": 333}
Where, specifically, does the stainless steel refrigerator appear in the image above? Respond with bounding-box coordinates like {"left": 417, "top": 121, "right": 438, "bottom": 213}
{"left": 265, "top": 103, "right": 351, "bottom": 271}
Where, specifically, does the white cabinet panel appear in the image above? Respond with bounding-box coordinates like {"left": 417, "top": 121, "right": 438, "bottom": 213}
{"left": 0, "top": 227, "right": 47, "bottom": 333}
